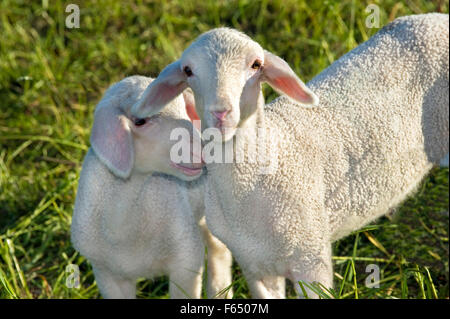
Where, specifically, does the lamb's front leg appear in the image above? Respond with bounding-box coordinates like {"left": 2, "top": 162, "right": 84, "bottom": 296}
{"left": 199, "top": 217, "right": 233, "bottom": 298}
{"left": 261, "top": 276, "right": 286, "bottom": 298}
{"left": 204, "top": 230, "right": 234, "bottom": 298}
{"left": 169, "top": 249, "right": 204, "bottom": 299}
{"left": 288, "top": 243, "right": 333, "bottom": 299}
{"left": 92, "top": 265, "right": 136, "bottom": 299}
{"left": 245, "top": 272, "right": 286, "bottom": 299}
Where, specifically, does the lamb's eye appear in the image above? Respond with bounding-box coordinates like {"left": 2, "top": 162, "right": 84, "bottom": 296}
{"left": 184, "top": 66, "right": 193, "bottom": 77}
{"left": 134, "top": 118, "right": 146, "bottom": 126}
{"left": 251, "top": 60, "right": 261, "bottom": 70}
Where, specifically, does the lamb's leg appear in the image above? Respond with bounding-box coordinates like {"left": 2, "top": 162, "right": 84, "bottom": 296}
{"left": 199, "top": 220, "right": 233, "bottom": 298}
{"left": 245, "top": 273, "right": 285, "bottom": 299}
{"left": 247, "top": 279, "right": 274, "bottom": 298}
{"left": 289, "top": 244, "right": 333, "bottom": 299}
{"left": 169, "top": 253, "right": 204, "bottom": 299}
{"left": 261, "top": 276, "right": 286, "bottom": 298}
{"left": 92, "top": 266, "right": 136, "bottom": 299}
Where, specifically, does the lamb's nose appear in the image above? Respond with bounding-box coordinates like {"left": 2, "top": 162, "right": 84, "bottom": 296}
{"left": 212, "top": 110, "right": 229, "bottom": 121}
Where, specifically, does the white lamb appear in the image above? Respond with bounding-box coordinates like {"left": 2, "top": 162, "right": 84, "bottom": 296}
{"left": 71, "top": 75, "right": 233, "bottom": 299}
{"left": 132, "top": 13, "right": 449, "bottom": 298}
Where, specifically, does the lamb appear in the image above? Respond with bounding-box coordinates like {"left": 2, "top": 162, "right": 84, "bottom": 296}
{"left": 71, "top": 75, "right": 233, "bottom": 299}
{"left": 132, "top": 13, "right": 449, "bottom": 298}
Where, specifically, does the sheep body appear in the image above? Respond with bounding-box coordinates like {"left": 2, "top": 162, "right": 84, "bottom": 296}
{"left": 272, "top": 13, "right": 449, "bottom": 241}
{"left": 71, "top": 76, "right": 232, "bottom": 298}
{"left": 209, "top": 14, "right": 448, "bottom": 295}
{"left": 205, "top": 13, "right": 449, "bottom": 296}
{"left": 72, "top": 149, "right": 204, "bottom": 278}
{"left": 132, "top": 13, "right": 449, "bottom": 298}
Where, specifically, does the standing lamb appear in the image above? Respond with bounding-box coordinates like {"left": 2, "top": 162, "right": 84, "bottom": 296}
{"left": 71, "top": 75, "right": 233, "bottom": 299}
{"left": 132, "top": 14, "right": 449, "bottom": 298}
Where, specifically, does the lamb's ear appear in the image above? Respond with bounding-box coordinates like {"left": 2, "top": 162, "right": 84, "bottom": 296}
{"left": 132, "top": 60, "right": 187, "bottom": 118}
{"left": 182, "top": 89, "right": 200, "bottom": 123}
{"left": 262, "top": 50, "right": 319, "bottom": 106}
{"left": 90, "top": 104, "right": 134, "bottom": 179}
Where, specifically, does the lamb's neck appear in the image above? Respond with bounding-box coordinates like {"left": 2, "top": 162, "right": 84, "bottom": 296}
{"left": 207, "top": 91, "right": 267, "bottom": 175}
{"left": 117, "top": 170, "right": 157, "bottom": 200}
{"left": 237, "top": 91, "right": 266, "bottom": 143}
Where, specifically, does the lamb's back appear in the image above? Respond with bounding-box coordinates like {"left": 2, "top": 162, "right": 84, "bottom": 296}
{"left": 265, "top": 13, "right": 449, "bottom": 240}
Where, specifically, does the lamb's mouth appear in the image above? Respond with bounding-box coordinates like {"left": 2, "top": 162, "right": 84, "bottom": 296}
{"left": 170, "top": 161, "right": 203, "bottom": 176}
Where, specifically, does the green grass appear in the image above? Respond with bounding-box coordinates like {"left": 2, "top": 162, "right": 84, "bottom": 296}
{"left": 0, "top": 0, "right": 448, "bottom": 299}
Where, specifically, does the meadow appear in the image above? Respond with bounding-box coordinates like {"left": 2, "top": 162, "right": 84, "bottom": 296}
{"left": 0, "top": 0, "right": 448, "bottom": 299}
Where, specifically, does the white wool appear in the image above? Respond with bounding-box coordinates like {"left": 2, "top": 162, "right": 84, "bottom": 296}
{"left": 163, "top": 14, "right": 448, "bottom": 298}
{"left": 71, "top": 76, "right": 232, "bottom": 299}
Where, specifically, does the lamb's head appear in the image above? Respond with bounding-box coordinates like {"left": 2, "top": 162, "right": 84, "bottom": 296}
{"left": 132, "top": 28, "right": 319, "bottom": 142}
{"left": 90, "top": 75, "right": 203, "bottom": 181}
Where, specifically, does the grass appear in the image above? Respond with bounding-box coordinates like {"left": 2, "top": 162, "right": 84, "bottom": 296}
{"left": 0, "top": 0, "right": 448, "bottom": 299}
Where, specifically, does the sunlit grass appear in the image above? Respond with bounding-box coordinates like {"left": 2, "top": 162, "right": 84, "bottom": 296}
{"left": 0, "top": 0, "right": 448, "bottom": 298}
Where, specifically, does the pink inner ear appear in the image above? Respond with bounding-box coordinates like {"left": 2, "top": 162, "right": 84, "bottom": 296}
{"left": 271, "top": 76, "right": 314, "bottom": 104}
{"left": 151, "top": 82, "right": 187, "bottom": 108}
{"left": 182, "top": 90, "right": 200, "bottom": 129}
{"left": 132, "top": 60, "right": 187, "bottom": 118}
{"left": 109, "top": 120, "right": 132, "bottom": 172}
{"left": 263, "top": 50, "right": 317, "bottom": 105}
